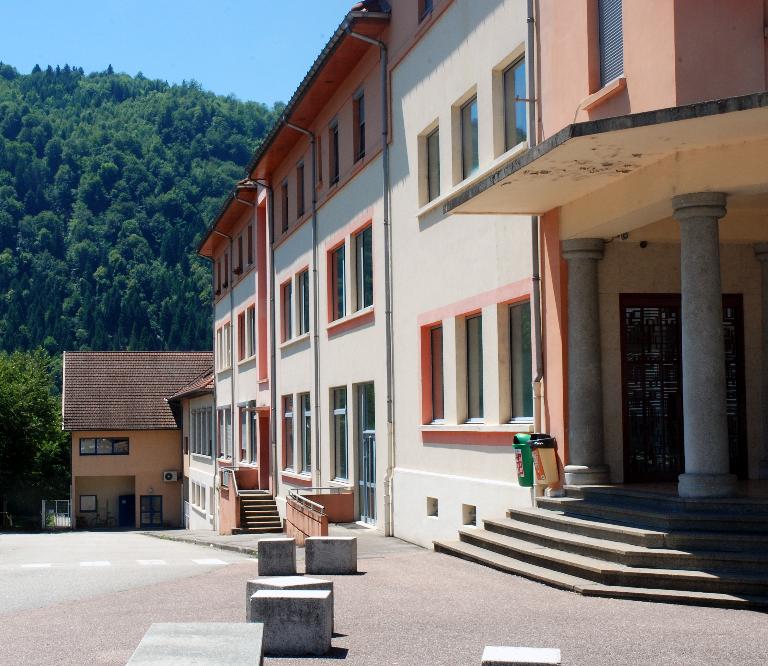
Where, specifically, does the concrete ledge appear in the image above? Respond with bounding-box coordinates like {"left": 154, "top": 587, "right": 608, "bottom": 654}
{"left": 257, "top": 537, "right": 296, "bottom": 576}
{"left": 481, "top": 646, "right": 561, "bottom": 665}
{"left": 305, "top": 536, "right": 357, "bottom": 574}
{"left": 251, "top": 589, "right": 332, "bottom": 656}
{"left": 246, "top": 576, "right": 333, "bottom": 623}
{"left": 127, "top": 622, "right": 264, "bottom": 665}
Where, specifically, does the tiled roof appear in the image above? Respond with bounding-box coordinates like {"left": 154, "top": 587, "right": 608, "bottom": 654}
{"left": 167, "top": 368, "right": 214, "bottom": 401}
{"left": 62, "top": 352, "right": 213, "bottom": 431}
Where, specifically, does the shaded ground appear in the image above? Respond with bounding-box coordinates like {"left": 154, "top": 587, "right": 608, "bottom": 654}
{"left": 1, "top": 531, "right": 766, "bottom": 664}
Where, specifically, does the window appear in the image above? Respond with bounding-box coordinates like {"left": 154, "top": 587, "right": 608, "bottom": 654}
{"left": 80, "top": 495, "right": 97, "bottom": 513}
{"left": 426, "top": 496, "right": 438, "bottom": 517}
{"left": 239, "top": 407, "right": 247, "bottom": 461}
{"left": 190, "top": 408, "right": 213, "bottom": 457}
{"left": 248, "top": 404, "right": 258, "bottom": 463}
{"left": 317, "top": 134, "right": 323, "bottom": 183}
{"left": 598, "top": 0, "right": 623, "bottom": 86}
{"left": 281, "top": 182, "right": 289, "bottom": 232}
{"left": 355, "top": 226, "right": 373, "bottom": 310}
{"left": 461, "top": 96, "right": 479, "bottom": 179}
{"left": 246, "top": 305, "right": 256, "bottom": 357}
{"left": 247, "top": 223, "right": 254, "bottom": 265}
{"left": 282, "top": 281, "right": 293, "bottom": 341}
{"left": 217, "top": 407, "right": 232, "bottom": 458}
{"left": 299, "top": 392, "right": 312, "bottom": 474}
{"left": 466, "top": 314, "right": 484, "bottom": 421}
{"left": 283, "top": 396, "right": 294, "bottom": 470}
{"left": 223, "top": 253, "right": 229, "bottom": 288}
{"left": 419, "top": 0, "right": 433, "bottom": 21}
{"left": 354, "top": 93, "right": 365, "bottom": 161}
{"left": 216, "top": 260, "right": 221, "bottom": 295}
{"left": 237, "top": 311, "right": 246, "bottom": 362}
{"left": 235, "top": 235, "right": 243, "bottom": 274}
{"left": 331, "top": 245, "right": 346, "bottom": 321}
{"left": 297, "top": 163, "right": 305, "bottom": 218}
{"left": 217, "top": 322, "right": 232, "bottom": 370}
{"left": 510, "top": 301, "right": 533, "bottom": 420}
{"left": 503, "top": 58, "right": 527, "bottom": 150}
{"left": 329, "top": 122, "right": 340, "bottom": 184}
{"left": 430, "top": 325, "right": 444, "bottom": 421}
{"left": 332, "top": 387, "right": 348, "bottom": 480}
{"left": 426, "top": 128, "right": 440, "bottom": 202}
{"left": 298, "top": 269, "right": 310, "bottom": 335}
{"left": 79, "top": 438, "right": 129, "bottom": 455}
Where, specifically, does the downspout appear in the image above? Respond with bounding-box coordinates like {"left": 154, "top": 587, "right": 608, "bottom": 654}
{"left": 527, "top": 0, "right": 544, "bottom": 432}
{"left": 283, "top": 120, "right": 322, "bottom": 489}
{"left": 213, "top": 229, "right": 235, "bottom": 464}
{"left": 343, "top": 25, "right": 395, "bottom": 537}
{"left": 252, "top": 180, "right": 279, "bottom": 498}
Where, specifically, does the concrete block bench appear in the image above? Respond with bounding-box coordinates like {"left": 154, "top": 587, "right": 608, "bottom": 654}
{"left": 250, "top": 589, "right": 332, "bottom": 656}
{"left": 257, "top": 537, "right": 296, "bottom": 576}
{"left": 305, "top": 536, "right": 357, "bottom": 574}
{"left": 245, "top": 575, "right": 333, "bottom": 623}
{"left": 481, "top": 646, "right": 561, "bottom": 665}
{"left": 127, "top": 622, "right": 263, "bottom": 665}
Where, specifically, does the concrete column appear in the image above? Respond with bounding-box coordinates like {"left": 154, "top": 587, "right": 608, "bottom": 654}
{"left": 562, "top": 238, "right": 609, "bottom": 485}
{"left": 754, "top": 243, "right": 768, "bottom": 478}
{"left": 673, "top": 192, "right": 737, "bottom": 498}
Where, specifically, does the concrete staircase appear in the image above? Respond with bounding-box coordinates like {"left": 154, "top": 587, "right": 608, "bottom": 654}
{"left": 233, "top": 491, "right": 283, "bottom": 535}
{"left": 434, "top": 486, "right": 768, "bottom": 609}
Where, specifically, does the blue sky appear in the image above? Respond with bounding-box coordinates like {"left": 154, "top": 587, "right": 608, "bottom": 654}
{"left": 1, "top": 1, "right": 355, "bottom": 104}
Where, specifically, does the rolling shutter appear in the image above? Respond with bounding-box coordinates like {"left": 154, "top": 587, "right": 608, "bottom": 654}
{"left": 599, "top": 0, "right": 624, "bottom": 86}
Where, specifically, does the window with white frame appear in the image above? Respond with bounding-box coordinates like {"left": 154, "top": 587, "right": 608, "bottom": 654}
{"left": 430, "top": 324, "right": 444, "bottom": 422}
{"left": 465, "top": 314, "right": 484, "bottom": 421}
{"left": 217, "top": 407, "right": 232, "bottom": 458}
{"left": 509, "top": 301, "right": 533, "bottom": 420}
{"left": 297, "top": 269, "right": 310, "bottom": 335}
{"left": 299, "top": 392, "right": 312, "bottom": 474}
{"left": 332, "top": 386, "right": 348, "bottom": 480}
{"left": 354, "top": 225, "right": 373, "bottom": 311}
{"left": 461, "top": 96, "right": 479, "bottom": 180}
{"left": 283, "top": 396, "right": 294, "bottom": 470}
{"left": 503, "top": 58, "right": 527, "bottom": 151}
{"left": 282, "top": 281, "right": 293, "bottom": 341}
{"left": 331, "top": 245, "right": 346, "bottom": 321}
{"left": 246, "top": 305, "right": 256, "bottom": 358}
{"left": 426, "top": 127, "right": 440, "bottom": 202}
{"left": 217, "top": 323, "right": 232, "bottom": 371}
{"left": 248, "top": 402, "right": 258, "bottom": 464}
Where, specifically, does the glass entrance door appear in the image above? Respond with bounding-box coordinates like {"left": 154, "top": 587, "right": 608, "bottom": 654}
{"left": 139, "top": 495, "right": 163, "bottom": 528}
{"left": 358, "top": 383, "right": 376, "bottom": 525}
{"left": 620, "top": 294, "right": 746, "bottom": 482}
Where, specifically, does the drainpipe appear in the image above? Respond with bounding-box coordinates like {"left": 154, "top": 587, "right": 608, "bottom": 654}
{"left": 343, "top": 25, "right": 395, "bottom": 537}
{"left": 527, "top": 0, "right": 544, "bottom": 432}
{"left": 283, "top": 120, "right": 322, "bottom": 489}
{"left": 213, "top": 229, "right": 235, "bottom": 464}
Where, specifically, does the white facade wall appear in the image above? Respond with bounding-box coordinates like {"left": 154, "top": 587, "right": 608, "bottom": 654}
{"left": 186, "top": 394, "right": 217, "bottom": 530}
{"left": 390, "top": 0, "right": 536, "bottom": 548}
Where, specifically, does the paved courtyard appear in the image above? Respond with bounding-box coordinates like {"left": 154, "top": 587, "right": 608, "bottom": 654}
{"left": 0, "top": 530, "right": 766, "bottom": 665}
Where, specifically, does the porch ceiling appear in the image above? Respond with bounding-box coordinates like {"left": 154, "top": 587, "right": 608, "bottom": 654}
{"left": 444, "top": 93, "right": 768, "bottom": 222}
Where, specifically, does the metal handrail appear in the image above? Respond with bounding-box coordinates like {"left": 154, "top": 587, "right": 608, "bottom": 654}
{"left": 296, "top": 486, "right": 352, "bottom": 496}
{"left": 288, "top": 490, "right": 326, "bottom": 515}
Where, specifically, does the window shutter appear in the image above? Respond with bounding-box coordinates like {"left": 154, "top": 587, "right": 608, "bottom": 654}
{"left": 598, "top": 0, "right": 623, "bottom": 86}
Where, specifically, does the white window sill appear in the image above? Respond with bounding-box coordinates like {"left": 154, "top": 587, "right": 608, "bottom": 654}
{"left": 327, "top": 305, "right": 375, "bottom": 335}
{"left": 237, "top": 354, "right": 257, "bottom": 368}
{"left": 416, "top": 141, "right": 529, "bottom": 220}
{"left": 329, "top": 479, "right": 352, "bottom": 489}
{"left": 279, "top": 332, "right": 311, "bottom": 351}
{"left": 191, "top": 453, "right": 213, "bottom": 462}
{"left": 420, "top": 422, "right": 534, "bottom": 434}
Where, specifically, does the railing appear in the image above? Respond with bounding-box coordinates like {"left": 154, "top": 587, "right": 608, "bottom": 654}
{"left": 41, "top": 500, "right": 71, "bottom": 529}
{"left": 288, "top": 490, "right": 326, "bottom": 515}
{"left": 295, "top": 486, "right": 349, "bottom": 497}
{"left": 286, "top": 490, "right": 328, "bottom": 545}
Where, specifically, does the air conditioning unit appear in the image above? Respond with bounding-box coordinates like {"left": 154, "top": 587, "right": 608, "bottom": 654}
{"left": 163, "top": 470, "right": 179, "bottom": 482}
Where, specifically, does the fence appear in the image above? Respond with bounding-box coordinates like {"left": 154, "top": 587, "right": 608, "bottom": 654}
{"left": 41, "top": 499, "right": 71, "bottom": 529}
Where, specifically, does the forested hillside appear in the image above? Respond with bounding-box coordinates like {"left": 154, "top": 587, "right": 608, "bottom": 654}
{"left": 0, "top": 63, "right": 281, "bottom": 353}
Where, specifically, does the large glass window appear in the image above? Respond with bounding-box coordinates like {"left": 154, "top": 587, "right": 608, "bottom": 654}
{"left": 296, "top": 162, "right": 305, "bottom": 218}
{"left": 283, "top": 396, "right": 294, "bottom": 470}
{"left": 299, "top": 392, "right": 312, "bottom": 474}
{"left": 426, "top": 127, "right": 440, "bottom": 202}
{"left": 355, "top": 226, "right": 373, "bottom": 310}
{"left": 298, "top": 270, "right": 310, "bottom": 335}
{"left": 282, "top": 281, "right": 293, "bottom": 341}
{"left": 461, "top": 96, "right": 479, "bottom": 179}
{"left": 79, "top": 438, "right": 129, "bottom": 455}
{"left": 329, "top": 122, "right": 340, "bottom": 184}
{"left": 332, "top": 387, "right": 348, "bottom": 480}
{"left": 503, "top": 58, "right": 527, "bottom": 150}
{"left": 331, "top": 245, "right": 346, "bottom": 321}
{"left": 430, "top": 325, "right": 444, "bottom": 421}
{"left": 510, "top": 301, "right": 533, "bottom": 420}
{"left": 466, "top": 314, "right": 484, "bottom": 421}
{"left": 246, "top": 305, "right": 256, "bottom": 357}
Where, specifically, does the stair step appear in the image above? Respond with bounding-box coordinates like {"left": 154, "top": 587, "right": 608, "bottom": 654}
{"left": 537, "top": 496, "right": 768, "bottom": 533}
{"left": 457, "top": 528, "right": 768, "bottom": 595}
{"left": 433, "top": 540, "right": 768, "bottom": 610}
{"left": 232, "top": 526, "right": 284, "bottom": 535}
{"left": 485, "top": 517, "right": 768, "bottom": 572}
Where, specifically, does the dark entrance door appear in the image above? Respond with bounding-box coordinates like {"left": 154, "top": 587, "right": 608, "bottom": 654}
{"left": 358, "top": 382, "right": 376, "bottom": 525}
{"left": 620, "top": 294, "right": 747, "bottom": 482}
{"left": 118, "top": 494, "right": 135, "bottom": 528}
{"left": 139, "top": 495, "right": 163, "bottom": 528}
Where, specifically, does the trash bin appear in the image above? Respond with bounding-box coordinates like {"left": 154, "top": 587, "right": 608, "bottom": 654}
{"left": 529, "top": 434, "right": 559, "bottom": 486}
{"left": 513, "top": 433, "right": 534, "bottom": 488}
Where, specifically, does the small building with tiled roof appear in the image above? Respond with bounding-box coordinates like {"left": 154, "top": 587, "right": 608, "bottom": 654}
{"left": 63, "top": 351, "right": 213, "bottom": 530}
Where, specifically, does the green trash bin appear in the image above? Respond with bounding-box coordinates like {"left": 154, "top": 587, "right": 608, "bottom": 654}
{"left": 514, "top": 433, "right": 534, "bottom": 487}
